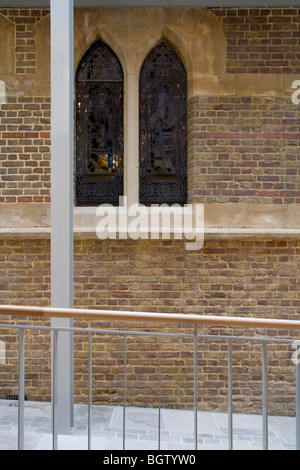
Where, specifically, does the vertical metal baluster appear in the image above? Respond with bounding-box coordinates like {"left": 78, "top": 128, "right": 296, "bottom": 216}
{"left": 158, "top": 336, "right": 162, "bottom": 450}
{"left": 52, "top": 329, "right": 58, "bottom": 450}
{"left": 262, "top": 341, "right": 268, "bottom": 450}
{"left": 228, "top": 339, "right": 233, "bottom": 450}
{"left": 88, "top": 333, "right": 92, "bottom": 450}
{"left": 194, "top": 326, "right": 198, "bottom": 450}
{"left": 296, "top": 341, "right": 300, "bottom": 451}
{"left": 123, "top": 334, "right": 127, "bottom": 451}
{"left": 18, "top": 328, "right": 25, "bottom": 450}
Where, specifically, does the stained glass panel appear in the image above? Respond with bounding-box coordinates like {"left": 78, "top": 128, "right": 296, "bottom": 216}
{"left": 139, "top": 40, "right": 187, "bottom": 205}
{"left": 76, "top": 41, "right": 124, "bottom": 206}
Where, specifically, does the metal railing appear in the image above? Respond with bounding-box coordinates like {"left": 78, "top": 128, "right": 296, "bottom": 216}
{"left": 1, "top": 304, "right": 300, "bottom": 450}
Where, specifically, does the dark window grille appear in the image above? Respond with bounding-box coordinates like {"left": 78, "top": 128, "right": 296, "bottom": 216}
{"left": 139, "top": 40, "right": 187, "bottom": 205}
{"left": 76, "top": 41, "right": 124, "bottom": 206}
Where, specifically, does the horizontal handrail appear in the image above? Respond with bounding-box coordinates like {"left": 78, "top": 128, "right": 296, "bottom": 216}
{"left": 1, "top": 305, "right": 300, "bottom": 450}
{"left": 1, "top": 304, "right": 300, "bottom": 331}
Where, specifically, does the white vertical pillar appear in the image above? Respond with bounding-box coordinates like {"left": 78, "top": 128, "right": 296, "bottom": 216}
{"left": 50, "top": 0, "right": 74, "bottom": 435}
{"left": 124, "top": 74, "right": 139, "bottom": 206}
{"left": 0, "top": 80, "right": 6, "bottom": 104}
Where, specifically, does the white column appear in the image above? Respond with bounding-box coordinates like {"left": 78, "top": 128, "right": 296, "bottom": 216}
{"left": 0, "top": 80, "right": 5, "bottom": 104}
{"left": 124, "top": 74, "right": 139, "bottom": 206}
{"left": 50, "top": 0, "right": 74, "bottom": 435}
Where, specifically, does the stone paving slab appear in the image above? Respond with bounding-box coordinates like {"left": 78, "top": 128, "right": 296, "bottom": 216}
{"left": 0, "top": 400, "right": 296, "bottom": 450}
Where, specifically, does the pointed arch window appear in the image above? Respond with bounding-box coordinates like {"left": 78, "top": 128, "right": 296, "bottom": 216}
{"left": 76, "top": 41, "right": 124, "bottom": 206}
{"left": 139, "top": 40, "right": 187, "bottom": 205}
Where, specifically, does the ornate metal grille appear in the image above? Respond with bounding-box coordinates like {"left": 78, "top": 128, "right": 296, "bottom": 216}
{"left": 76, "top": 41, "right": 124, "bottom": 206}
{"left": 139, "top": 40, "right": 187, "bottom": 205}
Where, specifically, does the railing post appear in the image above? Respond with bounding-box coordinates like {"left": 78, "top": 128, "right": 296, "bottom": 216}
{"left": 296, "top": 342, "right": 300, "bottom": 450}
{"left": 52, "top": 329, "right": 58, "bottom": 451}
{"left": 228, "top": 339, "right": 233, "bottom": 450}
{"left": 158, "top": 336, "right": 162, "bottom": 450}
{"left": 194, "top": 326, "right": 198, "bottom": 450}
{"left": 123, "top": 334, "right": 127, "bottom": 451}
{"left": 18, "top": 328, "right": 25, "bottom": 450}
{"left": 262, "top": 341, "right": 268, "bottom": 450}
{"left": 88, "top": 333, "right": 92, "bottom": 450}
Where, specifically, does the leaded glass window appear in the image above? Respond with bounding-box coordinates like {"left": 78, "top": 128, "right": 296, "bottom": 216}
{"left": 76, "top": 41, "right": 124, "bottom": 206}
{"left": 139, "top": 40, "right": 187, "bottom": 205}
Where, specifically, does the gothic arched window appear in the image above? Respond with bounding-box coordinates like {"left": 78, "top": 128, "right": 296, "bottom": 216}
{"left": 139, "top": 40, "right": 187, "bottom": 205}
{"left": 76, "top": 41, "right": 124, "bottom": 206}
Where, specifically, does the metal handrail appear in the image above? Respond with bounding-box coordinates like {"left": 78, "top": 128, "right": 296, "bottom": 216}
{"left": 2, "top": 304, "right": 300, "bottom": 330}
{"left": 1, "top": 304, "right": 300, "bottom": 451}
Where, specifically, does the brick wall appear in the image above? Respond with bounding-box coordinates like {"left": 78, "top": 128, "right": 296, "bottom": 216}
{"left": 1, "top": 92, "right": 298, "bottom": 205}
{"left": 188, "top": 95, "right": 300, "bottom": 204}
{"left": 0, "top": 238, "right": 299, "bottom": 414}
{"left": 0, "top": 8, "right": 299, "bottom": 205}
{"left": 0, "top": 95, "right": 51, "bottom": 203}
{"left": 210, "top": 7, "right": 300, "bottom": 74}
{"left": 0, "top": 7, "right": 299, "bottom": 416}
{"left": 0, "top": 9, "right": 50, "bottom": 75}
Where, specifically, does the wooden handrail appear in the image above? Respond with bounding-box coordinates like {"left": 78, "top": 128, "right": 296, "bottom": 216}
{"left": 1, "top": 304, "right": 300, "bottom": 331}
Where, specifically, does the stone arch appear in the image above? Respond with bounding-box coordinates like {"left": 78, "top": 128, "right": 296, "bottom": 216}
{"left": 74, "top": 10, "right": 129, "bottom": 79}
{"left": 74, "top": 8, "right": 226, "bottom": 88}
{"left": 163, "top": 8, "right": 227, "bottom": 94}
{"left": 73, "top": 7, "right": 227, "bottom": 206}
{"left": 131, "top": 8, "right": 226, "bottom": 96}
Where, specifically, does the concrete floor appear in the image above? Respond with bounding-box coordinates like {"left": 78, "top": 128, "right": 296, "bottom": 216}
{"left": 0, "top": 400, "right": 296, "bottom": 450}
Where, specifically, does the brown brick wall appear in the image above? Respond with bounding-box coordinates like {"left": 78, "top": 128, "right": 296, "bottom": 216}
{"left": 188, "top": 95, "right": 300, "bottom": 204}
{"left": 0, "top": 95, "right": 51, "bottom": 203}
{"left": 0, "top": 9, "right": 50, "bottom": 75}
{"left": 0, "top": 8, "right": 299, "bottom": 204}
{"left": 210, "top": 7, "right": 300, "bottom": 74}
{"left": 0, "top": 238, "right": 299, "bottom": 414}
{"left": 0, "top": 92, "right": 299, "bottom": 205}
{"left": 0, "top": 7, "right": 299, "bottom": 416}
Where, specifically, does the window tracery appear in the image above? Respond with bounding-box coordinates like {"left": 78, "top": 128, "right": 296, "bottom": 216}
{"left": 76, "top": 41, "right": 124, "bottom": 206}
{"left": 139, "top": 40, "right": 187, "bottom": 205}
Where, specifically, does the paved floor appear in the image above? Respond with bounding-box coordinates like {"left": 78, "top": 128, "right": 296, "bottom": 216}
{"left": 0, "top": 400, "right": 296, "bottom": 450}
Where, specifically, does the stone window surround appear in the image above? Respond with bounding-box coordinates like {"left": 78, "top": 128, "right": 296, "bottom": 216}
{"left": 73, "top": 7, "right": 227, "bottom": 209}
